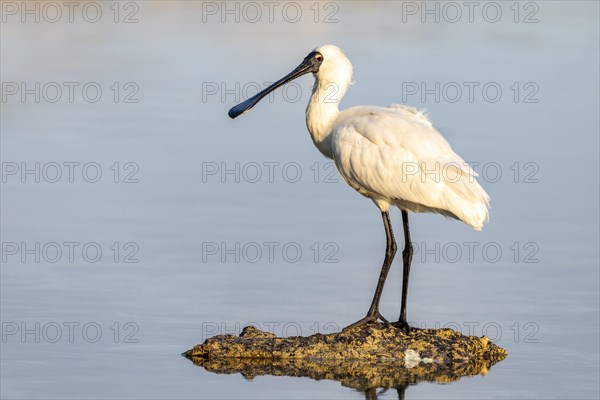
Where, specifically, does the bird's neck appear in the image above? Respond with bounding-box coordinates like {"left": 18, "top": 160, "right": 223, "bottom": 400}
{"left": 305, "top": 79, "right": 345, "bottom": 159}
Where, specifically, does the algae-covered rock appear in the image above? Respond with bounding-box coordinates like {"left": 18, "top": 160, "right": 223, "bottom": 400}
{"left": 184, "top": 322, "right": 506, "bottom": 393}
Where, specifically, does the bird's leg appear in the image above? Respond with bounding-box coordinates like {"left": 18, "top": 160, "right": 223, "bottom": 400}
{"left": 396, "top": 210, "right": 413, "bottom": 334}
{"left": 344, "top": 211, "right": 397, "bottom": 331}
{"left": 396, "top": 385, "right": 407, "bottom": 400}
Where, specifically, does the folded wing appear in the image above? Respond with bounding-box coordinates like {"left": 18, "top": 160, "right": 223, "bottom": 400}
{"left": 331, "top": 105, "right": 490, "bottom": 230}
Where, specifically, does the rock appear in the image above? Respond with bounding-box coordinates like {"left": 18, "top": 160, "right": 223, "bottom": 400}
{"left": 184, "top": 322, "right": 507, "bottom": 393}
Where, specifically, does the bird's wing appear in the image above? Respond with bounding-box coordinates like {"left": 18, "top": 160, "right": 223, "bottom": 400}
{"left": 386, "top": 104, "right": 477, "bottom": 176}
{"left": 331, "top": 106, "right": 489, "bottom": 229}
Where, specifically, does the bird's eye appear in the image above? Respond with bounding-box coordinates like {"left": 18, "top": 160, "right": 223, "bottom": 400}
{"left": 315, "top": 54, "right": 323, "bottom": 62}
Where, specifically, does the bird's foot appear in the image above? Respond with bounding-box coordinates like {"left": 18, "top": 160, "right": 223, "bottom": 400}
{"left": 392, "top": 318, "right": 411, "bottom": 335}
{"left": 343, "top": 311, "right": 391, "bottom": 332}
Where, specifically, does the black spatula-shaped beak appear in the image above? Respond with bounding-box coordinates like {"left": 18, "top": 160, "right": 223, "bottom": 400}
{"left": 228, "top": 51, "right": 323, "bottom": 119}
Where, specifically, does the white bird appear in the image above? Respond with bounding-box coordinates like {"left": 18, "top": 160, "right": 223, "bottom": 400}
{"left": 229, "top": 45, "right": 490, "bottom": 332}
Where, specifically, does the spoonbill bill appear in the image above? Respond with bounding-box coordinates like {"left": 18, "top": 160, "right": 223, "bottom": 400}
{"left": 228, "top": 45, "right": 490, "bottom": 333}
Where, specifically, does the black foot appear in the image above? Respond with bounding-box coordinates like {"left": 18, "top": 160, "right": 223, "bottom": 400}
{"left": 343, "top": 311, "right": 390, "bottom": 331}
{"left": 393, "top": 319, "right": 411, "bottom": 334}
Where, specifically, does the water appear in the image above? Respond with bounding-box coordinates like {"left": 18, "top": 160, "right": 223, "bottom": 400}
{"left": 1, "top": 1, "right": 598, "bottom": 399}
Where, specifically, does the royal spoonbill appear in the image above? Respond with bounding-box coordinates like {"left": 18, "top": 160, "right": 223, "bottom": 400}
{"left": 228, "top": 45, "right": 490, "bottom": 333}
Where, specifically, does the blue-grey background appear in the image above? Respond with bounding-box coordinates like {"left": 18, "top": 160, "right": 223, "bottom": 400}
{"left": 1, "top": 1, "right": 598, "bottom": 399}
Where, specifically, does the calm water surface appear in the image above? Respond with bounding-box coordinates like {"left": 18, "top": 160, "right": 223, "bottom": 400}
{"left": 1, "top": 1, "right": 599, "bottom": 399}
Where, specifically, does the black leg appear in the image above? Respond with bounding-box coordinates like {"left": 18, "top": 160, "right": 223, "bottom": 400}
{"left": 397, "top": 210, "right": 413, "bottom": 333}
{"left": 396, "top": 385, "right": 406, "bottom": 400}
{"left": 345, "top": 211, "right": 397, "bottom": 330}
{"left": 364, "top": 388, "right": 377, "bottom": 400}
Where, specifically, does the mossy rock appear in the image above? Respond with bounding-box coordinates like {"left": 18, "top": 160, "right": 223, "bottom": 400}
{"left": 184, "top": 322, "right": 506, "bottom": 392}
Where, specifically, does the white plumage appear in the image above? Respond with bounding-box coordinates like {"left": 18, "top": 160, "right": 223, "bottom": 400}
{"left": 305, "top": 45, "right": 489, "bottom": 230}
{"left": 229, "top": 44, "right": 491, "bottom": 331}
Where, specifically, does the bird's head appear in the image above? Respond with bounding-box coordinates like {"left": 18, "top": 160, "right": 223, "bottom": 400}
{"left": 228, "top": 44, "right": 353, "bottom": 119}
{"left": 312, "top": 44, "right": 353, "bottom": 89}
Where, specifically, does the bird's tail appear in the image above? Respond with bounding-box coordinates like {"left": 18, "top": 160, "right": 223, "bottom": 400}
{"left": 444, "top": 164, "right": 490, "bottom": 230}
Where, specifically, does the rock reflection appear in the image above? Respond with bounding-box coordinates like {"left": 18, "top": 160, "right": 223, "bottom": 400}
{"left": 186, "top": 349, "right": 503, "bottom": 399}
